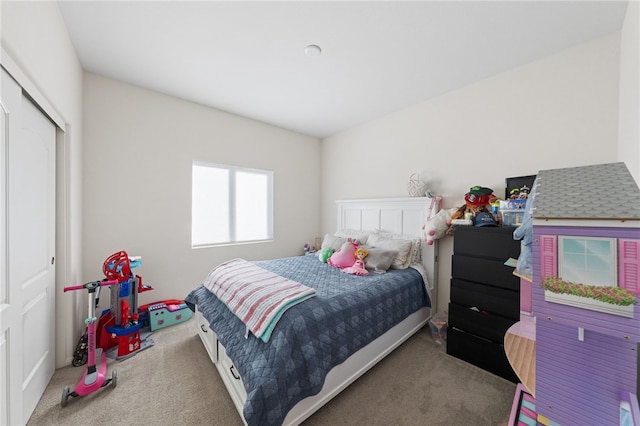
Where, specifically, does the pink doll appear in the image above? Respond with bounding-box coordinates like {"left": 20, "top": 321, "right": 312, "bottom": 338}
{"left": 341, "top": 247, "right": 369, "bottom": 276}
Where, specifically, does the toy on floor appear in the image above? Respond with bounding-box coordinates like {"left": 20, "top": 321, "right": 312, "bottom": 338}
{"left": 96, "top": 251, "right": 192, "bottom": 359}
{"left": 139, "top": 299, "right": 193, "bottom": 331}
{"left": 96, "top": 251, "right": 154, "bottom": 360}
{"left": 61, "top": 279, "right": 118, "bottom": 407}
{"left": 71, "top": 329, "right": 88, "bottom": 367}
{"left": 71, "top": 281, "right": 108, "bottom": 366}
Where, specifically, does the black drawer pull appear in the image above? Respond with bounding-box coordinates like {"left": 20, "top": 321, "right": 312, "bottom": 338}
{"left": 230, "top": 365, "right": 240, "bottom": 380}
{"left": 200, "top": 324, "right": 208, "bottom": 333}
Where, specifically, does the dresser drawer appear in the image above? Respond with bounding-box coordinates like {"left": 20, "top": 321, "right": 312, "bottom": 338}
{"left": 450, "top": 278, "right": 519, "bottom": 319}
{"left": 452, "top": 254, "right": 520, "bottom": 289}
{"left": 447, "top": 327, "right": 518, "bottom": 382}
{"left": 448, "top": 302, "right": 516, "bottom": 343}
{"left": 453, "top": 226, "right": 520, "bottom": 260}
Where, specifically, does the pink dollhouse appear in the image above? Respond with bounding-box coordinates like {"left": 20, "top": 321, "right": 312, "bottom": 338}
{"left": 523, "top": 162, "right": 640, "bottom": 425}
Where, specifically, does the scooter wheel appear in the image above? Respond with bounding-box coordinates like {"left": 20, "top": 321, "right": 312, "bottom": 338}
{"left": 61, "top": 386, "right": 70, "bottom": 407}
{"left": 111, "top": 370, "right": 117, "bottom": 389}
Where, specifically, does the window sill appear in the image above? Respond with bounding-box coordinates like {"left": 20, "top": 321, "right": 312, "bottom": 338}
{"left": 544, "top": 290, "right": 635, "bottom": 318}
{"left": 192, "top": 239, "right": 274, "bottom": 249}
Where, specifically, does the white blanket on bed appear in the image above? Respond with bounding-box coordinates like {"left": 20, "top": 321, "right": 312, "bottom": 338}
{"left": 202, "top": 258, "right": 316, "bottom": 342}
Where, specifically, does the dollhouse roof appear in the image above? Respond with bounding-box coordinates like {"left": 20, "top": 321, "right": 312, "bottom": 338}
{"left": 533, "top": 162, "right": 640, "bottom": 221}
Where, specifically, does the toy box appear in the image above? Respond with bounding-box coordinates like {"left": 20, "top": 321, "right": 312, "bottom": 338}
{"left": 146, "top": 301, "right": 192, "bottom": 331}
{"left": 502, "top": 209, "right": 525, "bottom": 227}
{"left": 429, "top": 311, "right": 448, "bottom": 345}
{"left": 499, "top": 199, "right": 526, "bottom": 227}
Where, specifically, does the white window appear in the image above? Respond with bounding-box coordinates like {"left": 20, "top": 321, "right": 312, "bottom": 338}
{"left": 558, "top": 236, "right": 617, "bottom": 287}
{"left": 192, "top": 161, "right": 273, "bottom": 247}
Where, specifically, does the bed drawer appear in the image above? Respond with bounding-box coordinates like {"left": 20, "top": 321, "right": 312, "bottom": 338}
{"left": 217, "top": 341, "right": 248, "bottom": 405}
{"left": 195, "top": 309, "right": 217, "bottom": 363}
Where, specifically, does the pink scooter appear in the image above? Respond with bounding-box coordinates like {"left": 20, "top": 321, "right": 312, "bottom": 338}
{"left": 61, "top": 279, "right": 118, "bottom": 407}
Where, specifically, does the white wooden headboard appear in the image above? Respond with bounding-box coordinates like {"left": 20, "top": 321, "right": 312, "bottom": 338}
{"left": 336, "top": 197, "right": 440, "bottom": 307}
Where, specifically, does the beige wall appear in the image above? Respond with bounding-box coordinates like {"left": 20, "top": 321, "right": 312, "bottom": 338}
{"left": 618, "top": 0, "right": 640, "bottom": 184}
{"left": 82, "top": 74, "right": 321, "bottom": 305}
{"left": 322, "top": 34, "right": 623, "bottom": 311}
{"left": 1, "top": 1, "right": 84, "bottom": 368}
{"left": 2, "top": 0, "right": 636, "bottom": 368}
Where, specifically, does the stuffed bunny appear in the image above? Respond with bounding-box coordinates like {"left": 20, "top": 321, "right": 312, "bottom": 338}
{"left": 423, "top": 208, "right": 456, "bottom": 245}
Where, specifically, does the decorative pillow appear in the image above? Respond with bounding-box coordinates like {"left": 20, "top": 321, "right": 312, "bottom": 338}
{"left": 374, "top": 232, "right": 422, "bottom": 266}
{"left": 321, "top": 234, "right": 346, "bottom": 251}
{"left": 411, "top": 239, "right": 422, "bottom": 265}
{"left": 333, "top": 229, "right": 372, "bottom": 245}
{"left": 360, "top": 246, "right": 398, "bottom": 273}
{"left": 366, "top": 234, "right": 415, "bottom": 269}
{"left": 327, "top": 240, "right": 358, "bottom": 268}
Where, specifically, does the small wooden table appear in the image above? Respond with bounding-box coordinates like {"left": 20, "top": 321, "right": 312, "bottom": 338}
{"left": 504, "top": 315, "right": 536, "bottom": 396}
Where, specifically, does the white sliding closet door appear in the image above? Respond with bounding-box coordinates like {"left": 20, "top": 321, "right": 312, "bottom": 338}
{"left": 0, "top": 67, "right": 56, "bottom": 425}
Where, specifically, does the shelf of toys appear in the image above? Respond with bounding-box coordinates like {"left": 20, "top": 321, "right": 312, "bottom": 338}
{"left": 95, "top": 250, "right": 193, "bottom": 360}
{"left": 96, "top": 251, "right": 154, "bottom": 359}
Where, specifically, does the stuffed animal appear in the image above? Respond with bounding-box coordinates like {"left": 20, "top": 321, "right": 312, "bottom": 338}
{"left": 341, "top": 247, "right": 369, "bottom": 276}
{"left": 450, "top": 186, "right": 498, "bottom": 222}
{"left": 318, "top": 247, "right": 334, "bottom": 263}
{"left": 327, "top": 239, "right": 358, "bottom": 268}
{"left": 423, "top": 207, "right": 456, "bottom": 245}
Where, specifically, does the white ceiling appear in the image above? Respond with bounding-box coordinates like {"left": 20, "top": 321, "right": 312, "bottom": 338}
{"left": 58, "top": 1, "right": 629, "bottom": 139}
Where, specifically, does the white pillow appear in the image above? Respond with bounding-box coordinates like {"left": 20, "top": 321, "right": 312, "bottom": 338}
{"left": 374, "top": 232, "right": 422, "bottom": 265}
{"left": 321, "top": 233, "right": 347, "bottom": 251}
{"left": 366, "top": 233, "right": 416, "bottom": 269}
{"left": 333, "top": 229, "right": 372, "bottom": 245}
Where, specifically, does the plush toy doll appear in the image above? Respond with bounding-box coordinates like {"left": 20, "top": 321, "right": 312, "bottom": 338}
{"left": 341, "top": 247, "right": 369, "bottom": 276}
{"left": 318, "top": 247, "right": 334, "bottom": 263}
{"left": 450, "top": 186, "right": 498, "bottom": 222}
{"left": 423, "top": 207, "right": 456, "bottom": 245}
{"left": 327, "top": 239, "right": 358, "bottom": 268}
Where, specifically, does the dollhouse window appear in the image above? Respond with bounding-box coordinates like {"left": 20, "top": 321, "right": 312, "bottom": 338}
{"left": 558, "top": 236, "right": 617, "bottom": 287}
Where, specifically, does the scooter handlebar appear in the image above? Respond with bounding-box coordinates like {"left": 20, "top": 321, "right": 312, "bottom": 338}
{"left": 64, "top": 279, "right": 118, "bottom": 292}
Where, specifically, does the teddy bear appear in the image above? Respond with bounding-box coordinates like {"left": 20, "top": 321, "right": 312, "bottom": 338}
{"left": 423, "top": 207, "right": 457, "bottom": 245}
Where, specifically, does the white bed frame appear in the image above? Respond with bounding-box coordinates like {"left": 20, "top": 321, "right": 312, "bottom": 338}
{"left": 195, "top": 197, "right": 440, "bottom": 425}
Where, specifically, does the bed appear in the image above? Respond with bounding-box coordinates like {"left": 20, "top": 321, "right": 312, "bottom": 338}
{"left": 185, "top": 197, "right": 440, "bottom": 426}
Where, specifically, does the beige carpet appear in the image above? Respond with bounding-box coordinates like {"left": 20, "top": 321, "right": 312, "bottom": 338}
{"left": 27, "top": 318, "right": 515, "bottom": 425}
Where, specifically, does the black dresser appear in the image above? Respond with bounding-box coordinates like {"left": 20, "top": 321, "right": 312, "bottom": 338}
{"left": 446, "top": 226, "right": 520, "bottom": 382}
